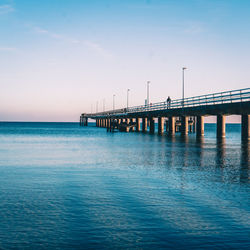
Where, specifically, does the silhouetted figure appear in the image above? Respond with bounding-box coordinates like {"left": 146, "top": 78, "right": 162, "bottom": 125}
{"left": 167, "top": 96, "right": 171, "bottom": 108}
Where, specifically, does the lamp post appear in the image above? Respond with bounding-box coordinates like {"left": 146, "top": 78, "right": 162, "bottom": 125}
{"left": 96, "top": 101, "right": 98, "bottom": 113}
{"left": 103, "top": 99, "right": 105, "bottom": 112}
{"left": 127, "top": 89, "right": 130, "bottom": 109}
{"left": 182, "top": 67, "right": 187, "bottom": 107}
{"left": 113, "top": 94, "right": 115, "bottom": 111}
{"left": 147, "top": 81, "right": 150, "bottom": 105}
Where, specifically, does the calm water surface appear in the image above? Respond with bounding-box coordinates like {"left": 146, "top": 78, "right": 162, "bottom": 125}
{"left": 0, "top": 122, "right": 249, "bottom": 249}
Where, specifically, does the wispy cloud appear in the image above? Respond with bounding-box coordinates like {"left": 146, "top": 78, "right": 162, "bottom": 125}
{"left": 33, "top": 26, "right": 80, "bottom": 44}
{"left": 0, "top": 47, "right": 17, "bottom": 52}
{"left": 84, "top": 41, "right": 113, "bottom": 59}
{"left": 33, "top": 27, "right": 49, "bottom": 34}
{"left": 184, "top": 22, "right": 204, "bottom": 34}
{"left": 33, "top": 26, "right": 113, "bottom": 59}
{"left": 0, "top": 4, "right": 14, "bottom": 15}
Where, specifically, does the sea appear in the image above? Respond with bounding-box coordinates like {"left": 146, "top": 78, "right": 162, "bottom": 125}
{"left": 0, "top": 122, "right": 249, "bottom": 249}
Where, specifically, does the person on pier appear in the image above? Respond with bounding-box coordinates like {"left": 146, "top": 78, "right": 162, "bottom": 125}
{"left": 167, "top": 96, "right": 171, "bottom": 108}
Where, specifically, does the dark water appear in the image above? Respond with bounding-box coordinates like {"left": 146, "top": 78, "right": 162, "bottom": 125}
{"left": 0, "top": 122, "right": 249, "bottom": 249}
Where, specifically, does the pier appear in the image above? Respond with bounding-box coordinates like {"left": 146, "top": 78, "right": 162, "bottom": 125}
{"left": 80, "top": 88, "right": 250, "bottom": 140}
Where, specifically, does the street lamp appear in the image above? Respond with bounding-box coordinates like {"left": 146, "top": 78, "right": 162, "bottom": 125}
{"left": 96, "top": 101, "right": 98, "bottom": 113}
{"left": 182, "top": 67, "right": 187, "bottom": 107}
{"left": 127, "top": 89, "right": 130, "bottom": 109}
{"left": 113, "top": 94, "right": 115, "bottom": 110}
{"left": 103, "top": 98, "right": 105, "bottom": 112}
{"left": 147, "top": 81, "right": 150, "bottom": 105}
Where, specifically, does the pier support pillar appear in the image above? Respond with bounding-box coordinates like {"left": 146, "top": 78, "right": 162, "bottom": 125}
{"left": 106, "top": 119, "right": 110, "bottom": 132}
{"left": 168, "top": 117, "right": 175, "bottom": 136}
{"left": 130, "top": 118, "right": 135, "bottom": 132}
{"left": 96, "top": 119, "right": 98, "bottom": 127}
{"left": 196, "top": 116, "right": 204, "bottom": 137}
{"left": 181, "top": 116, "right": 188, "bottom": 136}
{"left": 193, "top": 117, "right": 196, "bottom": 133}
{"left": 217, "top": 115, "right": 226, "bottom": 138}
{"left": 126, "top": 118, "right": 130, "bottom": 132}
{"left": 136, "top": 118, "right": 141, "bottom": 132}
{"left": 149, "top": 117, "right": 155, "bottom": 134}
{"left": 142, "top": 118, "right": 147, "bottom": 132}
{"left": 158, "top": 117, "right": 164, "bottom": 135}
{"left": 165, "top": 119, "right": 169, "bottom": 133}
{"left": 110, "top": 119, "right": 113, "bottom": 132}
{"left": 241, "top": 114, "right": 250, "bottom": 141}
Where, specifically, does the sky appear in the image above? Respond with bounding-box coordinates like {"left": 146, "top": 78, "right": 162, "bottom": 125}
{"left": 0, "top": 0, "right": 250, "bottom": 122}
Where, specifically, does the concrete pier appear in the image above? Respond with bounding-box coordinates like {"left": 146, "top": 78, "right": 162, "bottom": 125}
{"left": 136, "top": 118, "right": 141, "bottom": 132}
{"left": 149, "top": 117, "right": 155, "bottom": 134}
{"left": 196, "top": 116, "right": 204, "bottom": 137}
{"left": 81, "top": 88, "right": 250, "bottom": 141}
{"left": 142, "top": 118, "right": 147, "bottom": 132}
{"left": 241, "top": 114, "right": 250, "bottom": 140}
{"left": 181, "top": 116, "right": 188, "bottom": 136}
{"left": 168, "top": 117, "right": 175, "bottom": 136}
{"left": 158, "top": 117, "right": 164, "bottom": 134}
{"left": 217, "top": 115, "right": 226, "bottom": 138}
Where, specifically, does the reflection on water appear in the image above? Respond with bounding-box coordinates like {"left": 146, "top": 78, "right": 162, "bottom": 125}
{"left": 216, "top": 138, "right": 226, "bottom": 168}
{"left": 0, "top": 122, "right": 249, "bottom": 249}
{"left": 240, "top": 141, "right": 249, "bottom": 182}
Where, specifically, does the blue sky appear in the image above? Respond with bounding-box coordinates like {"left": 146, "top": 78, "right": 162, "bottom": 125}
{"left": 0, "top": 0, "right": 250, "bottom": 121}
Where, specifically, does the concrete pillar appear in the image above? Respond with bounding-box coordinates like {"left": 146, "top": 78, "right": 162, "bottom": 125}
{"left": 126, "top": 118, "right": 130, "bottom": 132}
{"left": 110, "top": 119, "right": 113, "bottom": 132}
{"left": 217, "top": 115, "right": 226, "bottom": 138}
{"left": 196, "top": 116, "right": 204, "bottom": 137}
{"left": 181, "top": 116, "right": 188, "bottom": 136}
{"left": 136, "top": 118, "right": 141, "bottom": 132}
{"left": 165, "top": 119, "right": 169, "bottom": 133}
{"left": 168, "top": 117, "right": 175, "bottom": 136}
{"left": 96, "top": 119, "right": 98, "bottom": 127}
{"left": 149, "top": 117, "right": 155, "bottom": 134}
{"left": 130, "top": 118, "right": 135, "bottom": 132}
{"left": 193, "top": 117, "right": 196, "bottom": 133}
{"left": 85, "top": 118, "right": 88, "bottom": 126}
{"left": 106, "top": 119, "right": 110, "bottom": 132}
{"left": 142, "top": 118, "right": 147, "bottom": 132}
{"left": 158, "top": 117, "right": 164, "bottom": 134}
{"left": 241, "top": 114, "right": 250, "bottom": 141}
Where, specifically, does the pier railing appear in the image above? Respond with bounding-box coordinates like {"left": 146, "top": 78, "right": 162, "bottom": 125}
{"left": 87, "top": 88, "right": 250, "bottom": 117}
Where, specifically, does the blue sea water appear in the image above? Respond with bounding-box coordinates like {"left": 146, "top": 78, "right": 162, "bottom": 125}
{"left": 0, "top": 122, "right": 249, "bottom": 249}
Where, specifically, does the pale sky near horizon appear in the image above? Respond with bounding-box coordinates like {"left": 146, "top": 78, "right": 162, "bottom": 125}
{"left": 0, "top": 0, "right": 249, "bottom": 122}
